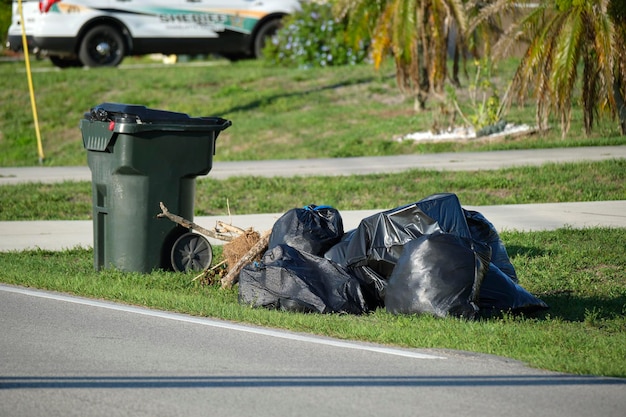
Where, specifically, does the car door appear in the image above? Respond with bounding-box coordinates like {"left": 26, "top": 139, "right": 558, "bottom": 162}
{"left": 117, "top": 0, "right": 268, "bottom": 55}
{"left": 113, "top": 0, "right": 254, "bottom": 40}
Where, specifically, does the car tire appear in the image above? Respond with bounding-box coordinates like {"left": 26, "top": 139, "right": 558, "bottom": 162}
{"left": 220, "top": 52, "right": 248, "bottom": 62}
{"left": 49, "top": 55, "right": 83, "bottom": 68}
{"left": 78, "top": 25, "right": 126, "bottom": 67}
{"left": 253, "top": 18, "right": 282, "bottom": 59}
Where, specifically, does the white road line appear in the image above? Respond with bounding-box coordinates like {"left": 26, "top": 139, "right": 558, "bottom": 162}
{"left": 1, "top": 285, "right": 445, "bottom": 360}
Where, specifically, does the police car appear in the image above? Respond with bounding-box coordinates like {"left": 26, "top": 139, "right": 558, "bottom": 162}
{"left": 6, "top": 1, "right": 40, "bottom": 54}
{"left": 6, "top": 0, "right": 304, "bottom": 68}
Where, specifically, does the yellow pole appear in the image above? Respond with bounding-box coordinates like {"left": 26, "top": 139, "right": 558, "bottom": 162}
{"left": 18, "top": 0, "right": 45, "bottom": 164}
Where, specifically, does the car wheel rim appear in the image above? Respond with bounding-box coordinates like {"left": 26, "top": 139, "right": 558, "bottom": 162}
{"left": 88, "top": 36, "right": 119, "bottom": 65}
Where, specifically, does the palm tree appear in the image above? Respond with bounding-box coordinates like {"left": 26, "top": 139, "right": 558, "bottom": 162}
{"left": 334, "top": 0, "right": 467, "bottom": 111}
{"left": 469, "top": 0, "right": 626, "bottom": 137}
{"left": 608, "top": 0, "right": 626, "bottom": 134}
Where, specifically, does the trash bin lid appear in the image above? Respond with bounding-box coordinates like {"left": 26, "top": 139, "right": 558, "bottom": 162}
{"left": 84, "top": 103, "right": 216, "bottom": 125}
{"left": 81, "top": 103, "right": 231, "bottom": 151}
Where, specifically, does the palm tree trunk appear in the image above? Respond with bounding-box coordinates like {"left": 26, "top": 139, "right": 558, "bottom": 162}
{"left": 614, "top": 79, "right": 626, "bottom": 135}
{"left": 452, "top": 44, "right": 461, "bottom": 88}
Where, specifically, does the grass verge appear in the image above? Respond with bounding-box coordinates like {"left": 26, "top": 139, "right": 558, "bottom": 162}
{"left": 1, "top": 160, "right": 624, "bottom": 220}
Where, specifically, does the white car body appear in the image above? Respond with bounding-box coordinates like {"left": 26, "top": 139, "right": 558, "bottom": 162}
{"left": 6, "top": 0, "right": 303, "bottom": 67}
{"left": 6, "top": 0, "right": 40, "bottom": 53}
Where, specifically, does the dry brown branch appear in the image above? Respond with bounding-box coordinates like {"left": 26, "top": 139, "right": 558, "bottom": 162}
{"left": 157, "top": 202, "right": 238, "bottom": 242}
{"left": 216, "top": 221, "right": 246, "bottom": 235}
{"left": 220, "top": 229, "right": 271, "bottom": 289}
{"left": 192, "top": 260, "right": 227, "bottom": 282}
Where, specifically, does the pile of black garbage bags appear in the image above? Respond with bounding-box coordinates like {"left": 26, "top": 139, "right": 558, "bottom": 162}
{"left": 238, "top": 193, "right": 548, "bottom": 319}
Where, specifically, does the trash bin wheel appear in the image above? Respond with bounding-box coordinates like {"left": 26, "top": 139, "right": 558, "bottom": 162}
{"left": 170, "top": 232, "right": 213, "bottom": 272}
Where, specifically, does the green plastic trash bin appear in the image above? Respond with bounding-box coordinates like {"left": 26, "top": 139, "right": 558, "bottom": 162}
{"left": 80, "top": 103, "right": 231, "bottom": 273}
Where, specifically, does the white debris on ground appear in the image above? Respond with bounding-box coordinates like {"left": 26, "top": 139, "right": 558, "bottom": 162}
{"left": 399, "top": 123, "right": 535, "bottom": 142}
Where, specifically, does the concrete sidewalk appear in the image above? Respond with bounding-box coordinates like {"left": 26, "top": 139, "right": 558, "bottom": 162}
{"left": 1, "top": 146, "right": 624, "bottom": 251}
{"left": 1, "top": 145, "right": 625, "bottom": 185}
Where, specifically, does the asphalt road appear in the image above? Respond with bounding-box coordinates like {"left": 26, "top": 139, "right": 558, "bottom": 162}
{"left": 1, "top": 285, "right": 625, "bottom": 417}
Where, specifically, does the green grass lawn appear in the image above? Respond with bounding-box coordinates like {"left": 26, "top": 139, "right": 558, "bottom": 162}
{"left": 1, "top": 56, "right": 625, "bottom": 167}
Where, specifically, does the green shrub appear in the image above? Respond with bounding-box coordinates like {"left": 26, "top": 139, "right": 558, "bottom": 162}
{"left": 0, "top": 0, "right": 12, "bottom": 49}
{"left": 263, "top": 1, "right": 369, "bottom": 68}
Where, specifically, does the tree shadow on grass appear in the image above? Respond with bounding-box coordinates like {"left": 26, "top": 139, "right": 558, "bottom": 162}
{"left": 491, "top": 245, "right": 625, "bottom": 323}
{"left": 220, "top": 75, "right": 379, "bottom": 115}
{"left": 537, "top": 293, "right": 626, "bottom": 323}
{"left": 505, "top": 245, "right": 548, "bottom": 259}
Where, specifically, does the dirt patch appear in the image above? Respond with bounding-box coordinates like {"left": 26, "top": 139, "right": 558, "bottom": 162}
{"left": 223, "top": 229, "right": 262, "bottom": 270}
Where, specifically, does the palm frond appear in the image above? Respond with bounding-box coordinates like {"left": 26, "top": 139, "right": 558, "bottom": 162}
{"left": 371, "top": 4, "right": 393, "bottom": 70}
{"left": 551, "top": 8, "right": 583, "bottom": 135}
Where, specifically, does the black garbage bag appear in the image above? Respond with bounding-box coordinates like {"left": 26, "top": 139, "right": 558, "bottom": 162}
{"left": 238, "top": 244, "right": 369, "bottom": 314}
{"left": 416, "top": 193, "right": 473, "bottom": 239}
{"left": 268, "top": 205, "right": 344, "bottom": 257}
{"left": 464, "top": 209, "right": 518, "bottom": 282}
{"left": 325, "top": 230, "right": 387, "bottom": 310}
{"left": 348, "top": 265, "right": 388, "bottom": 310}
{"left": 463, "top": 209, "right": 549, "bottom": 314}
{"left": 478, "top": 263, "right": 549, "bottom": 316}
{"left": 323, "top": 228, "right": 356, "bottom": 267}
{"left": 324, "top": 193, "right": 469, "bottom": 279}
{"left": 385, "top": 232, "right": 491, "bottom": 319}
{"left": 323, "top": 202, "right": 439, "bottom": 278}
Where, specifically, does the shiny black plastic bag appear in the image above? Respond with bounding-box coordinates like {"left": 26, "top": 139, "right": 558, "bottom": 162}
{"left": 268, "top": 205, "right": 344, "bottom": 257}
{"left": 463, "top": 210, "right": 548, "bottom": 314}
{"left": 348, "top": 265, "right": 387, "bottom": 310}
{"left": 238, "top": 244, "right": 368, "bottom": 314}
{"left": 247, "top": 193, "right": 548, "bottom": 317}
{"left": 325, "top": 193, "right": 471, "bottom": 278}
{"left": 464, "top": 209, "right": 518, "bottom": 282}
{"left": 385, "top": 232, "right": 491, "bottom": 318}
{"left": 478, "top": 263, "right": 549, "bottom": 316}
{"left": 325, "top": 230, "right": 387, "bottom": 310}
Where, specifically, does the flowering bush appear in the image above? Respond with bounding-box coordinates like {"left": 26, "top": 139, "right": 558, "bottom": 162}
{"left": 263, "top": 2, "right": 369, "bottom": 68}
